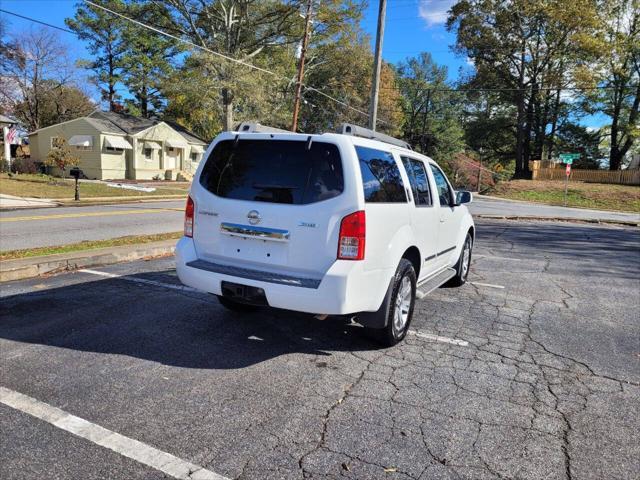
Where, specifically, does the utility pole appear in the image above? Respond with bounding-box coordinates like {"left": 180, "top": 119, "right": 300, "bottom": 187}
{"left": 291, "top": 0, "right": 314, "bottom": 132}
{"left": 368, "top": 0, "right": 387, "bottom": 131}
{"left": 477, "top": 148, "right": 483, "bottom": 193}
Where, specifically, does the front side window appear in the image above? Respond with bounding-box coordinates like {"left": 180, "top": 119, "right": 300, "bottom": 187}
{"left": 199, "top": 139, "right": 343, "bottom": 205}
{"left": 429, "top": 164, "right": 453, "bottom": 207}
{"left": 401, "top": 157, "right": 432, "bottom": 206}
{"left": 356, "top": 146, "right": 406, "bottom": 203}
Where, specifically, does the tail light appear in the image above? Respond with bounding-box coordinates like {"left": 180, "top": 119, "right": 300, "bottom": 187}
{"left": 184, "top": 195, "right": 194, "bottom": 237}
{"left": 338, "top": 210, "right": 365, "bottom": 260}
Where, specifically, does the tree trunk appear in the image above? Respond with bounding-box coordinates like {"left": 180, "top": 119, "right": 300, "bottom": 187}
{"left": 546, "top": 87, "right": 562, "bottom": 160}
{"left": 108, "top": 53, "right": 117, "bottom": 112}
{"left": 609, "top": 86, "right": 622, "bottom": 170}
{"left": 222, "top": 88, "right": 234, "bottom": 131}
{"left": 514, "top": 44, "right": 528, "bottom": 179}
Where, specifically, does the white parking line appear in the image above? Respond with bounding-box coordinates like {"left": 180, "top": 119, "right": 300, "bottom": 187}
{"left": 79, "top": 269, "right": 197, "bottom": 292}
{"left": 408, "top": 330, "right": 469, "bottom": 346}
{"left": 470, "top": 282, "right": 505, "bottom": 289}
{"left": 473, "top": 254, "right": 522, "bottom": 262}
{"left": 0, "top": 386, "right": 228, "bottom": 480}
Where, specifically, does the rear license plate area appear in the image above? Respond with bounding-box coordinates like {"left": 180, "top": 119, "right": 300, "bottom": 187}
{"left": 221, "top": 281, "right": 269, "bottom": 306}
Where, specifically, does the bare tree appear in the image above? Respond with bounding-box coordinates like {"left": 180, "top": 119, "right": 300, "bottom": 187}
{"left": 155, "top": 0, "right": 304, "bottom": 130}
{"left": 0, "top": 28, "right": 80, "bottom": 131}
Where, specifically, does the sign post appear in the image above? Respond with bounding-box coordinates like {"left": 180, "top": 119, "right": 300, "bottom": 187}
{"left": 559, "top": 153, "right": 579, "bottom": 206}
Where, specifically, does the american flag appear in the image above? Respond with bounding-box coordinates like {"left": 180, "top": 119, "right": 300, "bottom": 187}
{"left": 6, "top": 126, "right": 18, "bottom": 144}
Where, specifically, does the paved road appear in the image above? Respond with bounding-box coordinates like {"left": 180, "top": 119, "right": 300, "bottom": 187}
{"left": 0, "top": 200, "right": 184, "bottom": 251}
{"left": 470, "top": 196, "right": 640, "bottom": 223}
{"left": 1, "top": 219, "right": 638, "bottom": 480}
{"left": 2, "top": 196, "right": 638, "bottom": 252}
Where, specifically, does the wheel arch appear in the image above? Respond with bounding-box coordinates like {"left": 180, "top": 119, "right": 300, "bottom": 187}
{"left": 401, "top": 245, "right": 421, "bottom": 279}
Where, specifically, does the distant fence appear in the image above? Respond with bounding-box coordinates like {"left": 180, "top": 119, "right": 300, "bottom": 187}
{"left": 531, "top": 166, "right": 640, "bottom": 185}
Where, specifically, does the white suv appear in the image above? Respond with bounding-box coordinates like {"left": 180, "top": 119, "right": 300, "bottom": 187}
{"left": 176, "top": 123, "right": 474, "bottom": 346}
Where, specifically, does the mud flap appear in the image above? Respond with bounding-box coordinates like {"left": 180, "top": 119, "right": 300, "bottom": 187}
{"left": 355, "top": 276, "right": 394, "bottom": 329}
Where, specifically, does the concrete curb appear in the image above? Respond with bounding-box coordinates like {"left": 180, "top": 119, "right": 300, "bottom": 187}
{"left": 476, "top": 214, "right": 640, "bottom": 227}
{"left": 0, "top": 195, "right": 186, "bottom": 211}
{"left": 0, "top": 240, "right": 176, "bottom": 282}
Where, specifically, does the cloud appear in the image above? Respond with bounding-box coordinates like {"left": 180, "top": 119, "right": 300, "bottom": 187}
{"left": 418, "top": 0, "right": 456, "bottom": 26}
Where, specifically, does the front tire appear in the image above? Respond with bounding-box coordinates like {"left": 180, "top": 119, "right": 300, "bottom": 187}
{"left": 366, "top": 258, "right": 416, "bottom": 347}
{"left": 447, "top": 232, "right": 473, "bottom": 287}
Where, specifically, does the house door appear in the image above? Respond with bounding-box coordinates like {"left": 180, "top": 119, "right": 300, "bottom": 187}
{"left": 165, "top": 148, "right": 177, "bottom": 169}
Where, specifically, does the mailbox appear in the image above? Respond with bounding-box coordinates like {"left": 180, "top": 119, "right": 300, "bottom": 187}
{"left": 69, "top": 167, "right": 83, "bottom": 179}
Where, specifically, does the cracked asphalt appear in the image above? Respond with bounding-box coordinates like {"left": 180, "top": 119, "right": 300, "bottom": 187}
{"left": 1, "top": 219, "right": 638, "bottom": 480}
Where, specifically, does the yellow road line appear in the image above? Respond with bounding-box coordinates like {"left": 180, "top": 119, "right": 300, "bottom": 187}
{"left": 0, "top": 208, "right": 183, "bottom": 223}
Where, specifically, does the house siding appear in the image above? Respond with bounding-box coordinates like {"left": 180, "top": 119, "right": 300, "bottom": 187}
{"left": 28, "top": 115, "right": 206, "bottom": 180}
{"left": 28, "top": 118, "right": 126, "bottom": 180}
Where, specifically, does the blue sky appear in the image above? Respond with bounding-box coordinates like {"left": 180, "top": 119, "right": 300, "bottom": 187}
{"left": 1, "top": 0, "right": 604, "bottom": 127}
{"left": 1, "top": 0, "right": 467, "bottom": 87}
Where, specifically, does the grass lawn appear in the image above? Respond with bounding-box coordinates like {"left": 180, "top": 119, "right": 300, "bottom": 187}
{"left": 0, "top": 173, "right": 188, "bottom": 199}
{"left": 490, "top": 180, "right": 640, "bottom": 213}
{"left": 0, "top": 232, "right": 182, "bottom": 261}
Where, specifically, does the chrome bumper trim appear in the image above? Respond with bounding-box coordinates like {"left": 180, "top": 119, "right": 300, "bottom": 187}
{"left": 186, "top": 259, "right": 321, "bottom": 289}
{"left": 220, "top": 222, "right": 290, "bottom": 242}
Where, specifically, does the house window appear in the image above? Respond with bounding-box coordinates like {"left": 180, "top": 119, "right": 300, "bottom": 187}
{"left": 106, "top": 146, "right": 124, "bottom": 153}
{"left": 74, "top": 145, "right": 92, "bottom": 152}
{"left": 190, "top": 152, "right": 199, "bottom": 162}
{"left": 144, "top": 148, "right": 153, "bottom": 161}
{"left": 51, "top": 137, "right": 64, "bottom": 148}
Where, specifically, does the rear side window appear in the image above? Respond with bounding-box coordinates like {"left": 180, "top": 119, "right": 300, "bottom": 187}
{"left": 401, "top": 157, "right": 432, "bottom": 206}
{"left": 199, "top": 139, "right": 343, "bottom": 205}
{"left": 356, "top": 146, "right": 406, "bottom": 203}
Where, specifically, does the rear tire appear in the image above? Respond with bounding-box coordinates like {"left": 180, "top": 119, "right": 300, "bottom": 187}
{"left": 447, "top": 232, "right": 473, "bottom": 287}
{"left": 365, "top": 258, "right": 416, "bottom": 347}
{"left": 216, "top": 295, "right": 260, "bottom": 312}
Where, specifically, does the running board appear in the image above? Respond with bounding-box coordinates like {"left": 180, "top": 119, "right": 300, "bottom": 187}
{"left": 415, "top": 268, "right": 456, "bottom": 299}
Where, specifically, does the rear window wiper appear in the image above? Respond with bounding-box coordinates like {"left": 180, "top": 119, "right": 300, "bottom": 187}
{"left": 252, "top": 184, "right": 300, "bottom": 190}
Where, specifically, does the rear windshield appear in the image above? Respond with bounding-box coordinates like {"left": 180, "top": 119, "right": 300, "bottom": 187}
{"left": 199, "top": 139, "right": 344, "bottom": 205}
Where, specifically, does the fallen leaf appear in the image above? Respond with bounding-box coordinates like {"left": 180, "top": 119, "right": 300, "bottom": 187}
{"left": 341, "top": 462, "right": 350, "bottom": 471}
{"left": 384, "top": 467, "right": 397, "bottom": 473}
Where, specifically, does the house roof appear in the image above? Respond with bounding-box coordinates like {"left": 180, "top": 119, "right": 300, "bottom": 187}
{"left": 0, "top": 114, "right": 17, "bottom": 125}
{"left": 89, "top": 111, "right": 206, "bottom": 144}
{"left": 89, "top": 111, "right": 156, "bottom": 135}
{"left": 85, "top": 116, "right": 126, "bottom": 135}
{"left": 164, "top": 120, "right": 207, "bottom": 145}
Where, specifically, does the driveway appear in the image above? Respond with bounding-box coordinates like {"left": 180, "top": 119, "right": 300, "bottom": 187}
{"left": 1, "top": 219, "right": 638, "bottom": 480}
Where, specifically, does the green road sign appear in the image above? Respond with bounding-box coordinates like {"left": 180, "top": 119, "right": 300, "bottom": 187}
{"left": 559, "top": 153, "right": 580, "bottom": 164}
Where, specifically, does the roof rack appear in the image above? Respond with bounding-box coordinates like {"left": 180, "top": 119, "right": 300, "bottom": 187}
{"left": 338, "top": 123, "right": 411, "bottom": 150}
{"left": 235, "top": 122, "right": 291, "bottom": 134}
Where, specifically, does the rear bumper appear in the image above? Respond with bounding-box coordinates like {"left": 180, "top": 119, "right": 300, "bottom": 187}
{"left": 175, "top": 237, "right": 391, "bottom": 315}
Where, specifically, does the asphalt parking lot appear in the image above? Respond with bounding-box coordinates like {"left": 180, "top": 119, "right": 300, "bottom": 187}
{"left": 1, "top": 219, "right": 639, "bottom": 480}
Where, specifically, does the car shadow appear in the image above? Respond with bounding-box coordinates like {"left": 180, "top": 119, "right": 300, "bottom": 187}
{"left": 0, "top": 271, "right": 379, "bottom": 370}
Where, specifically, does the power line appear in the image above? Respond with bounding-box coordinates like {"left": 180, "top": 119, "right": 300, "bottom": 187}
{"left": 380, "top": 85, "right": 639, "bottom": 92}
{"left": 83, "top": 1, "right": 375, "bottom": 123}
{"left": 0, "top": 9, "right": 75, "bottom": 34}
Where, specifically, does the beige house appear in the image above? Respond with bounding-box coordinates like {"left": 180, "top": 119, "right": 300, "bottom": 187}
{"left": 29, "top": 111, "right": 208, "bottom": 180}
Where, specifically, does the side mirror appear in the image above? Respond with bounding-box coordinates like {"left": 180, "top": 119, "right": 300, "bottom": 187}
{"left": 455, "top": 190, "right": 473, "bottom": 206}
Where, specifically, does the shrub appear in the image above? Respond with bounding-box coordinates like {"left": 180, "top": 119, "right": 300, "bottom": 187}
{"left": 11, "top": 157, "right": 38, "bottom": 174}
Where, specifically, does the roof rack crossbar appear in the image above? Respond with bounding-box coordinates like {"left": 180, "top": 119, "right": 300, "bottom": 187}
{"left": 235, "top": 122, "right": 291, "bottom": 134}
{"left": 337, "top": 123, "right": 411, "bottom": 150}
